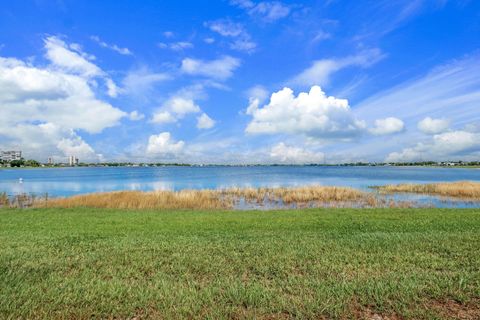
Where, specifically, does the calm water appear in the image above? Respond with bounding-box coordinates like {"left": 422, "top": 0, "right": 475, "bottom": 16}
{"left": 1, "top": 166, "right": 480, "bottom": 198}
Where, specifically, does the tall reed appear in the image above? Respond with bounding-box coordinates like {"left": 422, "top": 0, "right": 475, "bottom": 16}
{"left": 0, "top": 192, "right": 9, "bottom": 207}
{"left": 39, "top": 190, "right": 230, "bottom": 210}
{"left": 37, "top": 186, "right": 383, "bottom": 210}
{"left": 375, "top": 181, "right": 480, "bottom": 200}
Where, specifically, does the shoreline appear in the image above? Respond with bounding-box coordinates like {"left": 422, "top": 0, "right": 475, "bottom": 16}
{"left": 2, "top": 161, "right": 480, "bottom": 170}
{"left": 2, "top": 164, "right": 480, "bottom": 170}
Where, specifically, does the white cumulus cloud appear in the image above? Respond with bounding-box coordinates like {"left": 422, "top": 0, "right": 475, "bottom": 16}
{"left": 151, "top": 111, "right": 176, "bottom": 124}
{"left": 386, "top": 130, "right": 480, "bottom": 162}
{"left": 196, "top": 113, "right": 216, "bottom": 129}
{"left": 0, "top": 37, "right": 126, "bottom": 161}
{"left": 270, "top": 143, "right": 325, "bottom": 164}
{"left": 417, "top": 117, "right": 450, "bottom": 134}
{"left": 146, "top": 132, "right": 185, "bottom": 156}
{"left": 244, "top": 85, "right": 269, "bottom": 115}
{"left": 369, "top": 117, "right": 404, "bottom": 135}
{"left": 151, "top": 97, "right": 201, "bottom": 124}
{"left": 246, "top": 85, "right": 366, "bottom": 140}
{"left": 57, "top": 135, "right": 96, "bottom": 160}
{"left": 44, "top": 36, "right": 102, "bottom": 77}
{"left": 128, "top": 111, "right": 145, "bottom": 121}
{"left": 105, "top": 78, "right": 119, "bottom": 97}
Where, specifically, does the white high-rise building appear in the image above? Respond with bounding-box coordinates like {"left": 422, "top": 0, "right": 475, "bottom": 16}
{"left": 68, "top": 155, "right": 79, "bottom": 166}
{"left": 0, "top": 150, "right": 22, "bottom": 162}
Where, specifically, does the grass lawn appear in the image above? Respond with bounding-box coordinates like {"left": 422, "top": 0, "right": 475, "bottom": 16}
{"left": 0, "top": 208, "right": 479, "bottom": 319}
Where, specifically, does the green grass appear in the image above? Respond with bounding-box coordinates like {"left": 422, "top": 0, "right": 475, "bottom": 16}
{"left": 0, "top": 208, "right": 479, "bottom": 319}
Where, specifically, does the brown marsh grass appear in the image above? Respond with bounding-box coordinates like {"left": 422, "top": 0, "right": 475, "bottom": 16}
{"left": 376, "top": 181, "right": 480, "bottom": 200}
{"left": 38, "top": 190, "right": 230, "bottom": 210}
{"left": 36, "top": 186, "right": 403, "bottom": 210}
{"left": 0, "top": 192, "right": 9, "bottom": 207}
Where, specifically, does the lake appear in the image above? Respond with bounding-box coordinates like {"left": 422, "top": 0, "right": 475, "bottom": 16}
{"left": 1, "top": 166, "right": 479, "bottom": 199}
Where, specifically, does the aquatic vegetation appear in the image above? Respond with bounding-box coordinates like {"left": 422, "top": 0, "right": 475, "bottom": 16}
{"left": 37, "top": 190, "right": 229, "bottom": 210}
{"left": 36, "top": 186, "right": 417, "bottom": 209}
{"left": 0, "top": 193, "right": 38, "bottom": 208}
{"left": 376, "top": 181, "right": 480, "bottom": 200}
{"left": 0, "top": 192, "right": 9, "bottom": 207}
{"left": 222, "top": 186, "right": 372, "bottom": 207}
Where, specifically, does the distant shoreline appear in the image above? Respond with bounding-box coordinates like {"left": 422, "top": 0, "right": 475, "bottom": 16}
{"left": 1, "top": 163, "right": 480, "bottom": 169}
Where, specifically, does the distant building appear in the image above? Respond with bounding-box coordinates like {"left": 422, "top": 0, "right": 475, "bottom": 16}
{"left": 68, "top": 155, "right": 79, "bottom": 166}
{"left": 0, "top": 150, "right": 22, "bottom": 162}
{"left": 48, "top": 157, "right": 54, "bottom": 165}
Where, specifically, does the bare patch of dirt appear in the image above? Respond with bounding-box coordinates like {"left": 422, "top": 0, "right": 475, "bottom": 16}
{"left": 349, "top": 302, "right": 403, "bottom": 320}
{"left": 356, "top": 309, "right": 402, "bottom": 320}
{"left": 429, "top": 299, "right": 480, "bottom": 320}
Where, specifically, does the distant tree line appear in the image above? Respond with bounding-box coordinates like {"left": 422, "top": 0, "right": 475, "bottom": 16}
{"left": 2, "top": 159, "right": 479, "bottom": 168}
{"left": 0, "top": 158, "right": 40, "bottom": 167}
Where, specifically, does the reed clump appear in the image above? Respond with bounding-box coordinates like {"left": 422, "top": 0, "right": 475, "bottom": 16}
{"left": 376, "top": 181, "right": 480, "bottom": 200}
{"left": 37, "top": 186, "right": 383, "bottom": 210}
{"left": 221, "top": 186, "right": 366, "bottom": 204}
{"left": 0, "top": 192, "right": 9, "bottom": 207}
{"left": 271, "top": 186, "right": 365, "bottom": 204}
{"left": 40, "top": 190, "right": 231, "bottom": 210}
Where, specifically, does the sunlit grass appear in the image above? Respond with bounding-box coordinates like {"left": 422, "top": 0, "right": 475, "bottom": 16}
{"left": 0, "top": 207, "right": 479, "bottom": 319}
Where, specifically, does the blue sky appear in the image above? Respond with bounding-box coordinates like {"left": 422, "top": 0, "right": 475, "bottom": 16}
{"left": 1, "top": 0, "right": 480, "bottom": 163}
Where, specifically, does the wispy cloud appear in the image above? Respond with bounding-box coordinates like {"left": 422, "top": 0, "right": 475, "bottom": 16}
{"left": 162, "top": 31, "right": 175, "bottom": 38}
{"left": 289, "top": 48, "right": 384, "bottom": 87}
{"left": 231, "top": 0, "right": 291, "bottom": 22}
{"left": 158, "top": 41, "right": 194, "bottom": 51}
{"left": 90, "top": 35, "right": 132, "bottom": 55}
{"left": 351, "top": 0, "right": 451, "bottom": 41}
{"left": 121, "top": 67, "right": 171, "bottom": 96}
{"left": 339, "top": 53, "right": 480, "bottom": 161}
{"left": 205, "top": 19, "right": 245, "bottom": 37}
{"left": 311, "top": 30, "right": 332, "bottom": 43}
{"left": 204, "top": 19, "right": 256, "bottom": 53}
{"left": 181, "top": 56, "right": 241, "bottom": 80}
{"left": 354, "top": 54, "right": 480, "bottom": 125}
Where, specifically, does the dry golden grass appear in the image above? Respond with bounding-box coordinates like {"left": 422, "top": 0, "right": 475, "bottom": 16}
{"left": 36, "top": 186, "right": 398, "bottom": 210}
{"left": 376, "top": 181, "right": 480, "bottom": 200}
{"left": 38, "top": 190, "right": 230, "bottom": 210}
{"left": 0, "top": 192, "right": 9, "bottom": 207}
